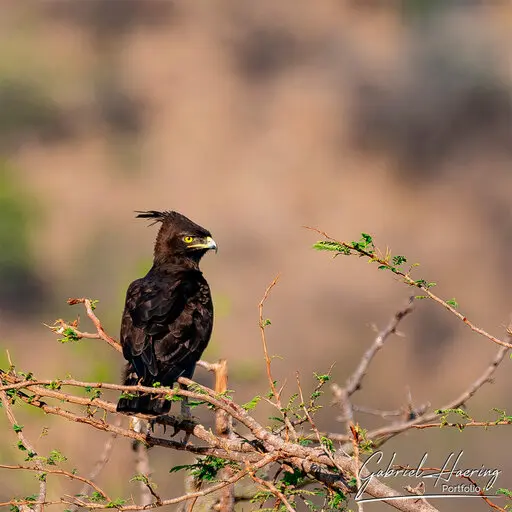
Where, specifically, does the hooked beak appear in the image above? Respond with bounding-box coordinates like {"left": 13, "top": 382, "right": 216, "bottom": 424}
{"left": 189, "top": 236, "right": 218, "bottom": 253}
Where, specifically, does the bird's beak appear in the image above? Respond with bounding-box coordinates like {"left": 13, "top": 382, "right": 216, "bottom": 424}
{"left": 205, "top": 236, "right": 218, "bottom": 253}
{"left": 188, "top": 236, "right": 218, "bottom": 253}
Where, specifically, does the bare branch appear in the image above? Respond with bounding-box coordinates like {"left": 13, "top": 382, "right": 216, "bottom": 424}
{"left": 346, "top": 297, "right": 414, "bottom": 397}
{"left": 327, "top": 345, "right": 509, "bottom": 445}
{"left": 331, "top": 297, "right": 414, "bottom": 432}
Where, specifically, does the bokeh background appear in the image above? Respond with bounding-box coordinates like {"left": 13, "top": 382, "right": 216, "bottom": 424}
{"left": 0, "top": 1, "right": 511, "bottom": 510}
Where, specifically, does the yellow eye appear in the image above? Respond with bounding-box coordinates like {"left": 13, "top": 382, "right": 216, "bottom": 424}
{"left": 183, "top": 236, "right": 193, "bottom": 243}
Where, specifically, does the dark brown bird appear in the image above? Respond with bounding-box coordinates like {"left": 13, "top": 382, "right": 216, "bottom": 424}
{"left": 116, "top": 210, "right": 217, "bottom": 415}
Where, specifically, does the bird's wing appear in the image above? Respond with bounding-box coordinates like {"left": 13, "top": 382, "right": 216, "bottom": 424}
{"left": 154, "top": 283, "right": 213, "bottom": 383}
{"left": 120, "top": 276, "right": 192, "bottom": 381}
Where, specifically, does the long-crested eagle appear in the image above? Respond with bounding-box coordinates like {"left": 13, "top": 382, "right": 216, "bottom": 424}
{"left": 117, "top": 210, "right": 217, "bottom": 415}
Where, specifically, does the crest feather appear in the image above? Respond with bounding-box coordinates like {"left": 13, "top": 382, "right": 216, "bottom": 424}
{"left": 135, "top": 210, "right": 176, "bottom": 226}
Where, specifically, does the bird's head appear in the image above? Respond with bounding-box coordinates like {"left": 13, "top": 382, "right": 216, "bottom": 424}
{"left": 136, "top": 210, "right": 217, "bottom": 266}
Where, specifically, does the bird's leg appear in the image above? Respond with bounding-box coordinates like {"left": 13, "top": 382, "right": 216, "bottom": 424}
{"left": 180, "top": 396, "right": 191, "bottom": 419}
{"left": 130, "top": 416, "right": 144, "bottom": 434}
{"left": 179, "top": 383, "right": 192, "bottom": 444}
{"left": 130, "top": 416, "right": 148, "bottom": 451}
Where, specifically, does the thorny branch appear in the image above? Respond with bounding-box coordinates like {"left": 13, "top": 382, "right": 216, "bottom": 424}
{"left": 258, "top": 275, "right": 298, "bottom": 443}
{"left": 0, "top": 367, "right": 441, "bottom": 512}
{"left": 306, "top": 226, "right": 512, "bottom": 350}
{"left": 1, "top": 388, "right": 47, "bottom": 512}
{"left": 1, "top": 279, "right": 510, "bottom": 512}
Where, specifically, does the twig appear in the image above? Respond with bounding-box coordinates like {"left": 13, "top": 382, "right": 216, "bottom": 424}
{"left": 258, "top": 275, "right": 280, "bottom": 402}
{"left": 349, "top": 424, "right": 364, "bottom": 512}
{"left": 296, "top": 373, "right": 344, "bottom": 475}
{"left": 305, "top": 226, "right": 512, "bottom": 350}
{"left": 410, "top": 420, "right": 511, "bottom": 430}
{"left": 2, "top": 455, "right": 277, "bottom": 511}
{"left": 134, "top": 444, "right": 155, "bottom": 506}
{"left": 49, "top": 298, "right": 122, "bottom": 353}
{"left": 0, "top": 389, "right": 47, "bottom": 512}
{"left": 351, "top": 403, "right": 429, "bottom": 419}
{"left": 331, "top": 297, "right": 414, "bottom": 431}
{"left": 67, "top": 420, "right": 118, "bottom": 512}
{"left": 0, "top": 465, "right": 111, "bottom": 502}
{"left": 248, "top": 472, "right": 295, "bottom": 512}
{"left": 328, "top": 345, "right": 509, "bottom": 445}
{"left": 368, "top": 345, "right": 509, "bottom": 443}
{"left": 258, "top": 276, "right": 297, "bottom": 442}
{"left": 346, "top": 297, "right": 414, "bottom": 397}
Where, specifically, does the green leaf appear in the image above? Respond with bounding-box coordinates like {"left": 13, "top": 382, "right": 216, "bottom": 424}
{"left": 314, "top": 373, "right": 330, "bottom": 383}
{"left": 46, "top": 381, "right": 62, "bottom": 390}
{"left": 310, "top": 390, "right": 322, "bottom": 400}
{"left": 170, "top": 456, "right": 237, "bottom": 482}
{"left": 361, "top": 233, "right": 373, "bottom": 244}
{"left": 392, "top": 255, "right": 407, "bottom": 266}
{"left": 119, "top": 392, "right": 137, "bottom": 400}
{"left": 89, "top": 492, "right": 106, "bottom": 503}
{"left": 106, "top": 498, "right": 126, "bottom": 508}
{"left": 169, "top": 464, "right": 194, "bottom": 474}
{"left": 165, "top": 394, "right": 182, "bottom": 401}
{"left": 25, "top": 451, "right": 36, "bottom": 460}
{"left": 327, "top": 489, "right": 347, "bottom": 509}
{"left": 58, "top": 327, "right": 81, "bottom": 344}
{"left": 320, "top": 436, "right": 334, "bottom": 453}
{"left": 47, "top": 449, "right": 67, "bottom": 465}
{"left": 130, "top": 474, "right": 148, "bottom": 483}
{"left": 13, "top": 424, "right": 23, "bottom": 433}
{"left": 446, "top": 298, "right": 459, "bottom": 308}
{"left": 262, "top": 318, "right": 272, "bottom": 326}
{"left": 313, "top": 241, "right": 350, "bottom": 255}
{"left": 242, "top": 395, "right": 261, "bottom": 411}
{"left": 187, "top": 399, "right": 207, "bottom": 408}
{"left": 313, "top": 241, "right": 342, "bottom": 252}
{"left": 17, "top": 441, "right": 26, "bottom": 451}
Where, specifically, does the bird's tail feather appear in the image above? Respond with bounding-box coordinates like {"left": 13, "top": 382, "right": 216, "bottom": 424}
{"left": 116, "top": 367, "right": 171, "bottom": 416}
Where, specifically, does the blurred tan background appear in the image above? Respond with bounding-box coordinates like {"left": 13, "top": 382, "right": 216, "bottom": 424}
{"left": 0, "top": 1, "right": 511, "bottom": 510}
